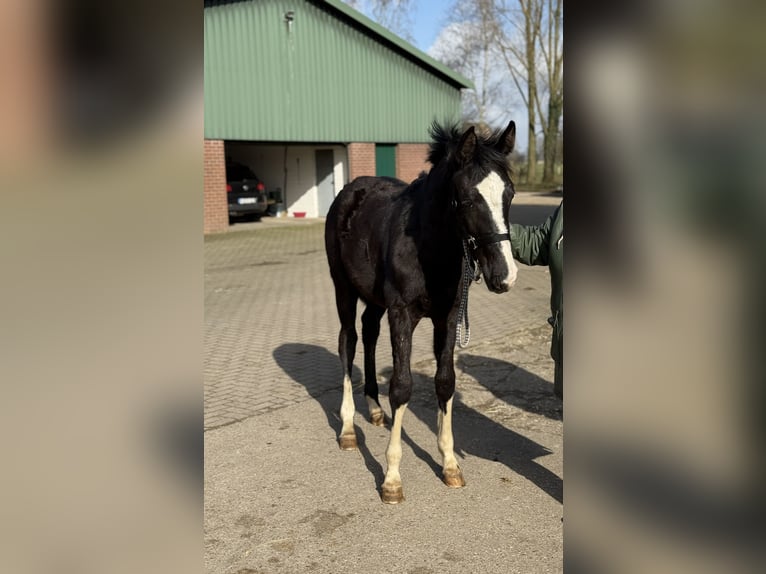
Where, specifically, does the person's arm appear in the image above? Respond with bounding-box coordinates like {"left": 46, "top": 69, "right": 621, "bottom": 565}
{"left": 509, "top": 210, "right": 554, "bottom": 266}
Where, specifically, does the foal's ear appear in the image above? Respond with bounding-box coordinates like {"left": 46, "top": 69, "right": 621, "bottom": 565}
{"left": 455, "top": 126, "right": 477, "bottom": 166}
{"left": 496, "top": 120, "right": 516, "bottom": 155}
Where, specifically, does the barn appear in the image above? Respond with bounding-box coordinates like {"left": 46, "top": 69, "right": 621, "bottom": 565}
{"left": 204, "top": 0, "right": 472, "bottom": 233}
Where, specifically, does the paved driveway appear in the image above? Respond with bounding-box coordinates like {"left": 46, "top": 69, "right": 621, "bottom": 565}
{"left": 204, "top": 192, "right": 563, "bottom": 574}
{"left": 204, "top": 193, "right": 561, "bottom": 430}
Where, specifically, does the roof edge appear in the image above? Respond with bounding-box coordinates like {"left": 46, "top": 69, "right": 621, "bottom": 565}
{"left": 315, "top": 0, "right": 474, "bottom": 90}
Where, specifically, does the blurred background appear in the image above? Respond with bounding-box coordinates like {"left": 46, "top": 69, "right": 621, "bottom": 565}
{"left": 0, "top": 0, "right": 764, "bottom": 572}
{"left": 565, "top": 1, "right": 766, "bottom": 572}
{"left": 0, "top": 1, "right": 202, "bottom": 573}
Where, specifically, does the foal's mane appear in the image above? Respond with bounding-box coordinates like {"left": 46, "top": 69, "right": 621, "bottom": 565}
{"left": 426, "top": 121, "right": 513, "bottom": 181}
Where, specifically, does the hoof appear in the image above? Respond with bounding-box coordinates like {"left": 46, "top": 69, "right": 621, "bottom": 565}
{"left": 370, "top": 411, "right": 385, "bottom": 427}
{"left": 381, "top": 484, "right": 404, "bottom": 504}
{"left": 338, "top": 433, "right": 357, "bottom": 450}
{"left": 443, "top": 468, "right": 466, "bottom": 488}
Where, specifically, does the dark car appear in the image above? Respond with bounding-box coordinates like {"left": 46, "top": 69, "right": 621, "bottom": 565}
{"left": 226, "top": 161, "right": 269, "bottom": 221}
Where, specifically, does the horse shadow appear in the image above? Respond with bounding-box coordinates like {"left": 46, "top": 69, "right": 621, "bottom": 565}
{"left": 273, "top": 343, "right": 387, "bottom": 491}
{"left": 457, "top": 353, "right": 562, "bottom": 421}
{"left": 274, "top": 343, "right": 561, "bottom": 503}
{"left": 401, "top": 369, "right": 563, "bottom": 504}
{"left": 450, "top": 399, "right": 563, "bottom": 504}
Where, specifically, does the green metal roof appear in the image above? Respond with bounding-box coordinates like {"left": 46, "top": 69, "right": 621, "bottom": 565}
{"left": 204, "top": 0, "right": 473, "bottom": 143}
{"left": 318, "top": 0, "right": 472, "bottom": 89}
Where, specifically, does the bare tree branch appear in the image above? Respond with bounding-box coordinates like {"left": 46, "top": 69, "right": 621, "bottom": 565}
{"left": 344, "top": 0, "right": 416, "bottom": 42}
{"left": 424, "top": 0, "right": 563, "bottom": 183}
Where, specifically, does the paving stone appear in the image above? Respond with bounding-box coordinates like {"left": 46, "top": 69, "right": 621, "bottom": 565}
{"left": 205, "top": 196, "right": 559, "bottom": 430}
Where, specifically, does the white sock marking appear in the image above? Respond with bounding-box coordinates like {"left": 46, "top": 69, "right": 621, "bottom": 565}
{"left": 383, "top": 403, "right": 408, "bottom": 488}
{"left": 340, "top": 374, "right": 355, "bottom": 436}
{"left": 438, "top": 397, "right": 459, "bottom": 473}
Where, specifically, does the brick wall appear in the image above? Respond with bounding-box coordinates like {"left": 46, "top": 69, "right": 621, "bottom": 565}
{"left": 204, "top": 139, "right": 229, "bottom": 234}
{"left": 347, "top": 143, "right": 375, "bottom": 181}
{"left": 396, "top": 143, "right": 431, "bottom": 183}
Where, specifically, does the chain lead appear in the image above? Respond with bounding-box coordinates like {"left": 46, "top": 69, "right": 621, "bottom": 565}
{"left": 456, "top": 240, "right": 475, "bottom": 348}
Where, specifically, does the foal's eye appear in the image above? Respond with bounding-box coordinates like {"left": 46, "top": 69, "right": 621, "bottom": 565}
{"left": 461, "top": 200, "right": 473, "bottom": 209}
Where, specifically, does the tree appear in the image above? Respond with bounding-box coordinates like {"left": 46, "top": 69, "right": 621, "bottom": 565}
{"left": 439, "top": 0, "right": 546, "bottom": 182}
{"left": 493, "top": 0, "right": 543, "bottom": 183}
{"left": 344, "top": 0, "right": 416, "bottom": 42}
{"left": 428, "top": 17, "right": 507, "bottom": 130}
{"left": 484, "top": 0, "right": 562, "bottom": 184}
{"left": 346, "top": 0, "right": 564, "bottom": 185}
{"left": 538, "top": 0, "right": 562, "bottom": 183}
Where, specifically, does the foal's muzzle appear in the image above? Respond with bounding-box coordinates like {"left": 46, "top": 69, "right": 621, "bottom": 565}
{"left": 469, "top": 232, "right": 517, "bottom": 293}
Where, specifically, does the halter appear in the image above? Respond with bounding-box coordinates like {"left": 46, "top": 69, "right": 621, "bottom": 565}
{"left": 461, "top": 229, "right": 512, "bottom": 280}
{"left": 472, "top": 232, "right": 511, "bottom": 247}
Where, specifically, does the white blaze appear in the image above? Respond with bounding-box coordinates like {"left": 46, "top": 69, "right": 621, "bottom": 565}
{"left": 476, "top": 171, "right": 518, "bottom": 287}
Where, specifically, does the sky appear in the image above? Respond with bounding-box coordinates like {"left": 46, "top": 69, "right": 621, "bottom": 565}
{"left": 410, "top": 0, "right": 452, "bottom": 52}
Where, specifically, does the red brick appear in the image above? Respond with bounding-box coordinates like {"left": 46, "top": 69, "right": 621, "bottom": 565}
{"left": 204, "top": 139, "right": 228, "bottom": 234}
{"left": 347, "top": 143, "right": 375, "bottom": 181}
{"left": 396, "top": 143, "right": 430, "bottom": 183}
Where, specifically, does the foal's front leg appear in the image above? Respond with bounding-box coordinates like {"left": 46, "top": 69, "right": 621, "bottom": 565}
{"left": 433, "top": 317, "right": 466, "bottom": 488}
{"left": 381, "top": 306, "right": 416, "bottom": 504}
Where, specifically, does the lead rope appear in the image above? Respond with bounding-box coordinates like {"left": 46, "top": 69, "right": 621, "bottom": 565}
{"left": 456, "top": 239, "right": 477, "bottom": 349}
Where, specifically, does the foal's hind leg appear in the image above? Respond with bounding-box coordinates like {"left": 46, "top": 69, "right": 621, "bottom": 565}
{"left": 432, "top": 317, "right": 466, "bottom": 488}
{"left": 361, "top": 304, "right": 386, "bottom": 427}
{"left": 335, "top": 286, "right": 359, "bottom": 450}
{"left": 381, "top": 306, "right": 417, "bottom": 504}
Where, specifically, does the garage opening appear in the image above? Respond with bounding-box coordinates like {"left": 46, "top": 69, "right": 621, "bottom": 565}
{"left": 224, "top": 142, "right": 348, "bottom": 219}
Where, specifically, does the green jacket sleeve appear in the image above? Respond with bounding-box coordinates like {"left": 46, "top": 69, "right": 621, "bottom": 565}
{"left": 510, "top": 212, "right": 554, "bottom": 266}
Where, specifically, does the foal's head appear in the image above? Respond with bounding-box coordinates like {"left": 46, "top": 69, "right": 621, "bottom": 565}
{"left": 429, "top": 120, "right": 519, "bottom": 293}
